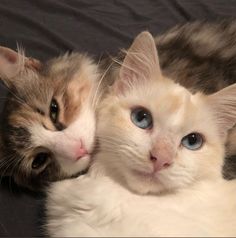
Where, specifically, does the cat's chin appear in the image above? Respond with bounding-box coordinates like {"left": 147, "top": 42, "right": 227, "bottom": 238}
{"left": 121, "top": 168, "right": 166, "bottom": 195}
{"left": 131, "top": 169, "right": 156, "bottom": 178}
{"left": 59, "top": 154, "right": 92, "bottom": 177}
{"left": 124, "top": 168, "right": 183, "bottom": 195}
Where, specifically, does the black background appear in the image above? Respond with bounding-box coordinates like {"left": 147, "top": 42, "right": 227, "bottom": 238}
{"left": 1, "top": 0, "right": 236, "bottom": 236}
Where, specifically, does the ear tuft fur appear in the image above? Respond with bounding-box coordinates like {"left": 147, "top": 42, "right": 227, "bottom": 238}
{"left": 0, "top": 46, "right": 41, "bottom": 88}
{"left": 0, "top": 46, "right": 25, "bottom": 79}
{"left": 114, "top": 31, "right": 161, "bottom": 94}
{"left": 208, "top": 83, "right": 236, "bottom": 137}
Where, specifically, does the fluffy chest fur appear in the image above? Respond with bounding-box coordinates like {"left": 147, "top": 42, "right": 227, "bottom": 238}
{"left": 46, "top": 175, "right": 236, "bottom": 237}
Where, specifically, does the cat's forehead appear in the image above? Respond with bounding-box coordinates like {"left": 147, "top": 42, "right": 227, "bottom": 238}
{"left": 6, "top": 53, "right": 99, "bottom": 128}
{"left": 127, "top": 78, "right": 192, "bottom": 111}
{"left": 151, "top": 81, "right": 204, "bottom": 128}
{"left": 123, "top": 78, "right": 205, "bottom": 132}
{"left": 15, "top": 71, "right": 53, "bottom": 106}
{"left": 15, "top": 53, "right": 98, "bottom": 102}
{"left": 45, "top": 53, "right": 98, "bottom": 83}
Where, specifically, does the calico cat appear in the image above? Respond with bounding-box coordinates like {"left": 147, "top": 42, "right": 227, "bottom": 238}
{"left": 0, "top": 46, "right": 102, "bottom": 190}
{"left": 46, "top": 32, "right": 236, "bottom": 236}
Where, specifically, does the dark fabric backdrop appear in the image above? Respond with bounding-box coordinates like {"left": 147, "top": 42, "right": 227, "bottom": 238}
{"left": 0, "top": 0, "right": 236, "bottom": 236}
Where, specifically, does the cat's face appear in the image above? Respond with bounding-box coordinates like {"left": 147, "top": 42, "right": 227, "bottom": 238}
{"left": 97, "top": 32, "right": 236, "bottom": 195}
{"left": 0, "top": 48, "right": 100, "bottom": 190}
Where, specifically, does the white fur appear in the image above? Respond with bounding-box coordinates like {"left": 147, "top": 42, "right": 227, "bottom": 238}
{"left": 46, "top": 174, "right": 236, "bottom": 237}
{"left": 30, "top": 102, "right": 96, "bottom": 175}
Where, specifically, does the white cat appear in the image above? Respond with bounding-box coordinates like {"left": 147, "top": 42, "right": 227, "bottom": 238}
{"left": 46, "top": 32, "right": 236, "bottom": 237}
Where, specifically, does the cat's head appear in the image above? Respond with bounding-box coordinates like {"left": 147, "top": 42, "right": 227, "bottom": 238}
{"left": 96, "top": 32, "right": 236, "bottom": 195}
{"left": 0, "top": 47, "right": 101, "bottom": 190}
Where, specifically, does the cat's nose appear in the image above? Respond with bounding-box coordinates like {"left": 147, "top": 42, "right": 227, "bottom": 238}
{"left": 150, "top": 153, "right": 172, "bottom": 172}
{"left": 75, "top": 141, "right": 88, "bottom": 160}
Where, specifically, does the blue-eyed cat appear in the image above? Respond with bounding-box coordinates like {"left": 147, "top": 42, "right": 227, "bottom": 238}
{"left": 105, "top": 20, "right": 236, "bottom": 179}
{"left": 46, "top": 31, "right": 236, "bottom": 237}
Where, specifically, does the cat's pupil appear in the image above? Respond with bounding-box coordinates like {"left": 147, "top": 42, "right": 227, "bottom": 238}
{"left": 137, "top": 110, "right": 148, "bottom": 122}
{"left": 32, "top": 152, "right": 49, "bottom": 169}
{"left": 131, "top": 107, "right": 153, "bottom": 129}
{"left": 50, "top": 99, "right": 59, "bottom": 123}
{"left": 188, "top": 134, "right": 197, "bottom": 145}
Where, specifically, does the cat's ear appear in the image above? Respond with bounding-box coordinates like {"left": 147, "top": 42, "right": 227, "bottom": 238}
{"left": 207, "top": 84, "right": 236, "bottom": 137}
{"left": 0, "top": 46, "right": 41, "bottom": 87}
{"left": 114, "top": 31, "right": 161, "bottom": 93}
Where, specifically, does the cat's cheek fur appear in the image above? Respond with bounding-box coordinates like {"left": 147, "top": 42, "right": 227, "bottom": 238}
{"left": 30, "top": 105, "right": 96, "bottom": 176}
{"left": 120, "top": 151, "right": 197, "bottom": 194}
{"left": 122, "top": 135, "right": 224, "bottom": 194}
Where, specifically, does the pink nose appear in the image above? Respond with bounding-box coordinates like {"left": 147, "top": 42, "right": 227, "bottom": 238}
{"left": 76, "top": 142, "right": 88, "bottom": 160}
{"left": 150, "top": 154, "right": 172, "bottom": 172}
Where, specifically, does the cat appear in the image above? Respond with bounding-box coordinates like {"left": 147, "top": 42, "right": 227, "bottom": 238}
{"left": 46, "top": 31, "right": 236, "bottom": 237}
{"left": 106, "top": 20, "right": 236, "bottom": 179}
{"left": 0, "top": 46, "right": 103, "bottom": 190}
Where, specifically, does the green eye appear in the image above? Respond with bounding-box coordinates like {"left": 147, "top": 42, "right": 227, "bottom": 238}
{"left": 50, "top": 99, "right": 59, "bottom": 123}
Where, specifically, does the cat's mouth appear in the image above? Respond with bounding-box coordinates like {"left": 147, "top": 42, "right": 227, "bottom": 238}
{"left": 75, "top": 153, "right": 91, "bottom": 161}
{"left": 132, "top": 162, "right": 171, "bottom": 179}
{"left": 131, "top": 169, "right": 156, "bottom": 179}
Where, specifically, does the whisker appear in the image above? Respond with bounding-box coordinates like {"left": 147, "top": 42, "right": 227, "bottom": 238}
{"left": 0, "top": 157, "right": 17, "bottom": 185}
{"left": 8, "top": 158, "right": 22, "bottom": 191}
{"left": 112, "top": 56, "right": 140, "bottom": 77}
{"left": 92, "top": 61, "right": 113, "bottom": 109}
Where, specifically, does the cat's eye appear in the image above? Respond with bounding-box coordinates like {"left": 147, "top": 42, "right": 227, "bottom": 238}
{"left": 32, "top": 152, "right": 49, "bottom": 169}
{"left": 131, "top": 107, "right": 153, "bottom": 129}
{"left": 50, "top": 99, "right": 59, "bottom": 123}
{"left": 181, "top": 133, "right": 203, "bottom": 150}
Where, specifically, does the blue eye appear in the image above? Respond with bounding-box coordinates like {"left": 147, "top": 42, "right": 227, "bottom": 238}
{"left": 181, "top": 133, "right": 203, "bottom": 150}
{"left": 131, "top": 107, "right": 153, "bottom": 129}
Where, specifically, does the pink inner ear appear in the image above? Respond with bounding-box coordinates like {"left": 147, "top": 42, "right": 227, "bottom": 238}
{"left": 115, "top": 31, "right": 161, "bottom": 95}
{"left": 0, "top": 46, "right": 41, "bottom": 75}
{"left": 5, "top": 52, "right": 17, "bottom": 63}
{"left": 0, "top": 47, "right": 23, "bottom": 79}
{"left": 0, "top": 47, "right": 19, "bottom": 64}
